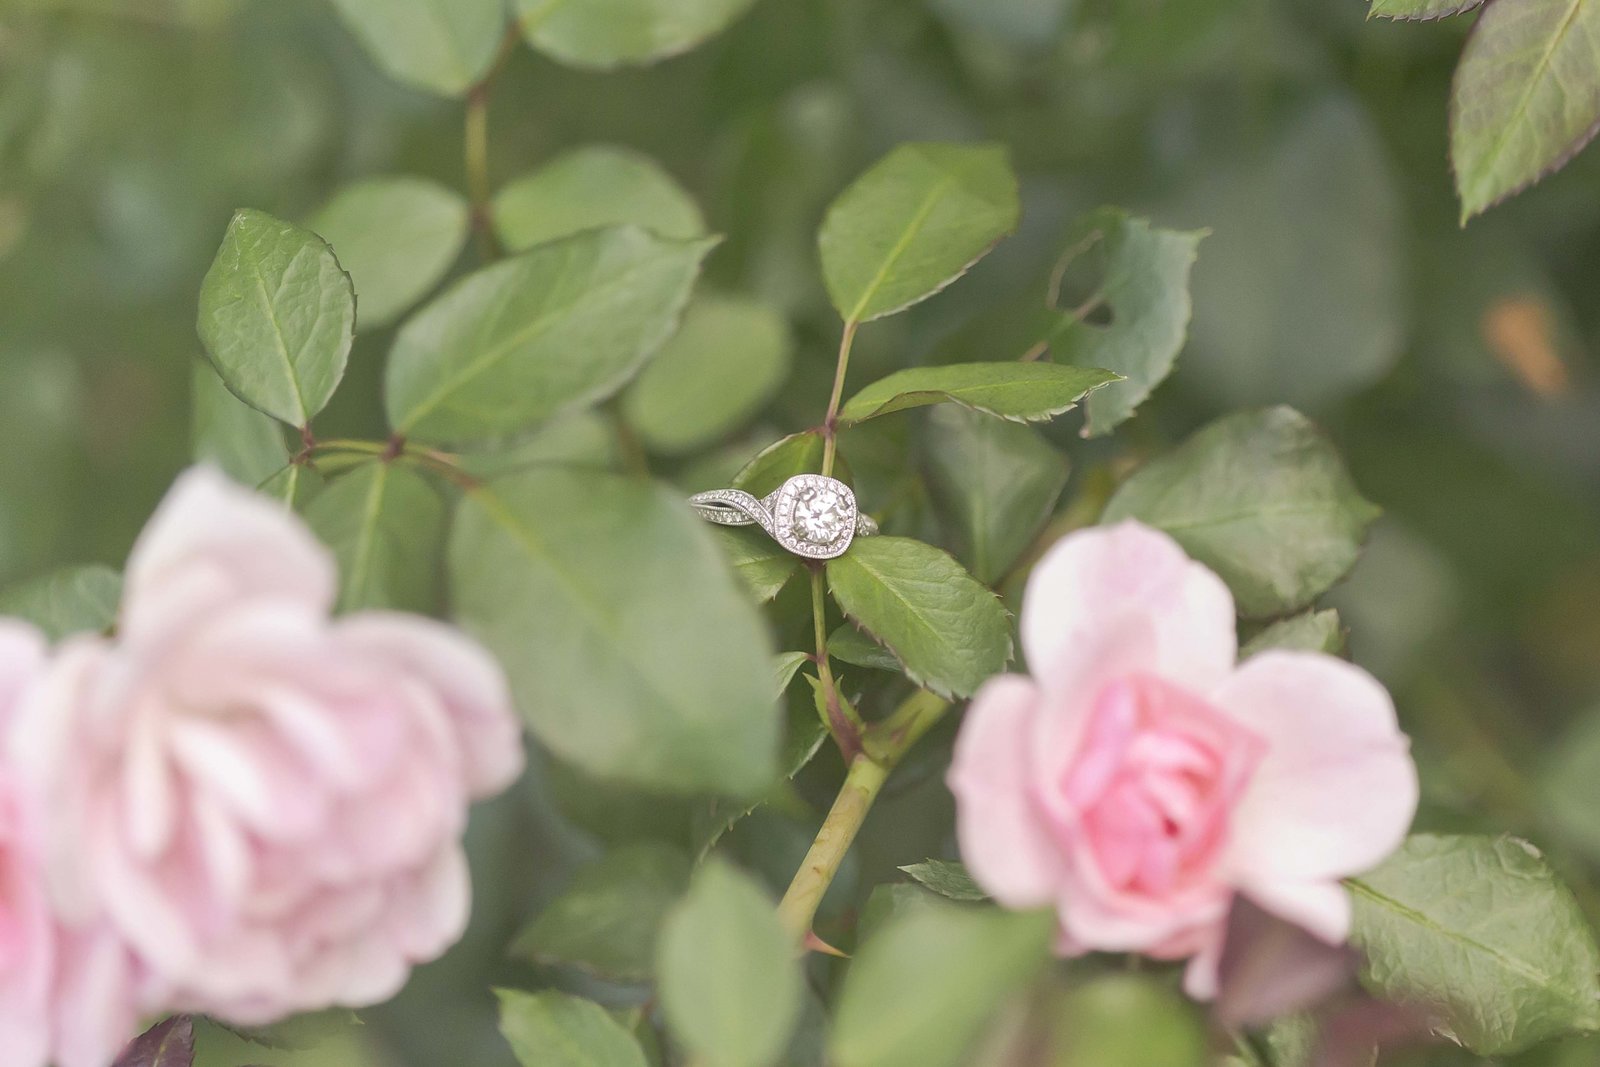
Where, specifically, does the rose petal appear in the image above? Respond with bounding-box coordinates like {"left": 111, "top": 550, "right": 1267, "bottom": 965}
{"left": 49, "top": 929, "right": 148, "bottom": 1067}
{"left": 0, "top": 621, "right": 46, "bottom": 732}
{"left": 1215, "top": 652, "right": 1417, "bottom": 885}
{"left": 388, "top": 844, "right": 471, "bottom": 960}
{"left": 1057, "top": 881, "right": 1231, "bottom": 955}
{"left": 947, "top": 675, "right": 1065, "bottom": 908}
{"left": 1182, "top": 933, "right": 1225, "bottom": 1000}
{"left": 0, "top": 1018, "right": 49, "bottom": 1067}
{"left": 1021, "top": 522, "right": 1236, "bottom": 695}
{"left": 9, "top": 639, "right": 113, "bottom": 925}
{"left": 335, "top": 614, "right": 524, "bottom": 798}
{"left": 0, "top": 779, "right": 53, "bottom": 1067}
{"left": 121, "top": 466, "right": 335, "bottom": 636}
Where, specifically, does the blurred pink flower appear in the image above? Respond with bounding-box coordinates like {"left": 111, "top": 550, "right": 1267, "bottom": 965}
{"left": 0, "top": 622, "right": 150, "bottom": 1067}
{"left": 12, "top": 467, "right": 524, "bottom": 1027}
{"left": 948, "top": 521, "right": 1417, "bottom": 997}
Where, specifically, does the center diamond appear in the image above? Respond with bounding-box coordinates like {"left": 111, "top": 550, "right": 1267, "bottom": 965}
{"left": 791, "top": 484, "right": 849, "bottom": 544}
{"left": 769, "top": 474, "right": 859, "bottom": 559}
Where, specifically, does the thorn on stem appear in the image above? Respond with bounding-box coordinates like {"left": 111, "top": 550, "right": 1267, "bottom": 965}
{"left": 803, "top": 930, "right": 849, "bottom": 958}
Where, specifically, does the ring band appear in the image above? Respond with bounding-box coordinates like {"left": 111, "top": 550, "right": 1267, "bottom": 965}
{"left": 690, "top": 474, "right": 876, "bottom": 560}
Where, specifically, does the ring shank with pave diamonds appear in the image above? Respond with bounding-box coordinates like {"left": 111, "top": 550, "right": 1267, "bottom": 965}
{"left": 689, "top": 475, "right": 877, "bottom": 560}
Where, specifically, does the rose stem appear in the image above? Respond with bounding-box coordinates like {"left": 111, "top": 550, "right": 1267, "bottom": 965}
{"left": 776, "top": 688, "right": 951, "bottom": 943}
{"left": 819, "top": 319, "right": 859, "bottom": 478}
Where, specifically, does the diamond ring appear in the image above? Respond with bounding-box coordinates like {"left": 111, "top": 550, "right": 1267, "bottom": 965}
{"left": 690, "top": 474, "right": 878, "bottom": 560}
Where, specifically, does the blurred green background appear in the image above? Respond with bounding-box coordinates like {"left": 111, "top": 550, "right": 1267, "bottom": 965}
{"left": 3, "top": 0, "right": 1599, "bottom": 1064}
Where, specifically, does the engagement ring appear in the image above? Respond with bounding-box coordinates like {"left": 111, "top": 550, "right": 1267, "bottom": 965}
{"left": 690, "top": 474, "right": 878, "bottom": 560}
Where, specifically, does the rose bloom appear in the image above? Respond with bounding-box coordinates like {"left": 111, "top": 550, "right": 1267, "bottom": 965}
{"left": 0, "top": 621, "right": 153, "bottom": 1067}
{"left": 948, "top": 521, "right": 1417, "bottom": 996}
{"left": 12, "top": 467, "right": 525, "bottom": 1027}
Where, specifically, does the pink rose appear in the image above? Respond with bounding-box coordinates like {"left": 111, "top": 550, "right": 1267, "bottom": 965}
{"left": 13, "top": 467, "right": 525, "bottom": 1026}
{"left": 948, "top": 521, "right": 1417, "bottom": 997}
{"left": 0, "top": 622, "right": 150, "bottom": 1067}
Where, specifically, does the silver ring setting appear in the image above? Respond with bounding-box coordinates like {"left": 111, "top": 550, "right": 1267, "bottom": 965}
{"left": 690, "top": 474, "right": 877, "bottom": 560}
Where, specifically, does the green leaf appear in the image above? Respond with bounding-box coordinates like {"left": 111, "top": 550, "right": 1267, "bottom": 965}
{"left": 451, "top": 469, "right": 779, "bottom": 794}
{"left": 191, "top": 360, "right": 289, "bottom": 487}
{"left": 819, "top": 143, "right": 1020, "bottom": 323}
{"left": 1101, "top": 407, "right": 1379, "bottom": 618}
{"left": 1350, "top": 833, "right": 1600, "bottom": 1054}
{"left": 731, "top": 431, "right": 827, "bottom": 496}
{"left": 1044, "top": 975, "right": 1208, "bottom": 1067}
{"left": 1260, "top": 1015, "right": 1328, "bottom": 1067}
{"left": 1046, "top": 209, "right": 1204, "bottom": 436}
{"left": 1174, "top": 99, "right": 1403, "bottom": 410}
{"left": 928, "top": 0, "right": 1072, "bottom": 47}
{"left": 511, "top": 843, "right": 691, "bottom": 983}
{"left": 259, "top": 463, "right": 320, "bottom": 509}
{"left": 0, "top": 565, "right": 121, "bottom": 640}
{"left": 830, "top": 903, "right": 1054, "bottom": 1067}
{"left": 457, "top": 411, "right": 621, "bottom": 480}
{"left": 198, "top": 209, "right": 355, "bottom": 427}
{"left": 497, "top": 990, "right": 648, "bottom": 1067}
{"left": 545, "top": 758, "right": 693, "bottom": 847}
{"left": 784, "top": 689, "right": 832, "bottom": 772}
{"left": 328, "top": 0, "right": 506, "bottom": 96}
{"left": 711, "top": 526, "right": 799, "bottom": 603}
{"left": 520, "top": 0, "right": 761, "bottom": 69}
{"left": 826, "top": 537, "right": 1011, "bottom": 699}
{"left": 773, "top": 651, "right": 811, "bottom": 695}
{"left": 385, "top": 227, "right": 714, "bottom": 444}
{"left": 622, "top": 294, "right": 792, "bottom": 455}
{"left": 493, "top": 145, "right": 706, "bottom": 253}
{"left": 838, "top": 362, "right": 1117, "bottom": 426}
{"left": 828, "top": 623, "right": 901, "bottom": 673}
{"left": 656, "top": 860, "right": 802, "bottom": 1067}
{"left": 924, "top": 406, "right": 1068, "bottom": 585}
{"left": 1543, "top": 705, "right": 1600, "bottom": 865}
{"left": 1368, "top": 0, "right": 1484, "bottom": 18}
{"left": 858, "top": 884, "right": 947, "bottom": 944}
{"left": 899, "top": 860, "right": 987, "bottom": 902}
{"left": 804, "top": 671, "right": 858, "bottom": 738}
{"left": 691, "top": 687, "right": 830, "bottom": 860}
{"left": 189, "top": 1013, "right": 378, "bottom": 1065}
{"left": 305, "top": 461, "right": 446, "bottom": 612}
{"left": 1450, "top": 0, "right": 1600, "bottom": 221}
{"left": 310, "top": 177, "right": 470, "bottom": 329}
{"left": 1241, "top": 609, "right": 1346, "bottom": 658}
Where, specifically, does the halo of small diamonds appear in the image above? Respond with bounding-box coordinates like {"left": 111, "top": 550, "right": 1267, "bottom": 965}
{"left": 770, "top": 475, "right": 858, "bottom": 559}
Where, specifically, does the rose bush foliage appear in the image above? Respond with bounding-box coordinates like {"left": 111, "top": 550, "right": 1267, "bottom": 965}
{"left": 3, "top": 2, "right": 1600, "bottom": 1067}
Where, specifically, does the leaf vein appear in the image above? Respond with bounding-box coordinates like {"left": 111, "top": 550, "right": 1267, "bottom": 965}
{"left": 247, "top": 259, "right": 309, "bottom": 423}
{"left": 1348, "top": 878, "right": 1568, "bottom": 995}
{"left": 1474, "top": 0, "right": 1587, "bottom": 187}
{"left": 847, "top": 173, "right": 958, "bottom": 323}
